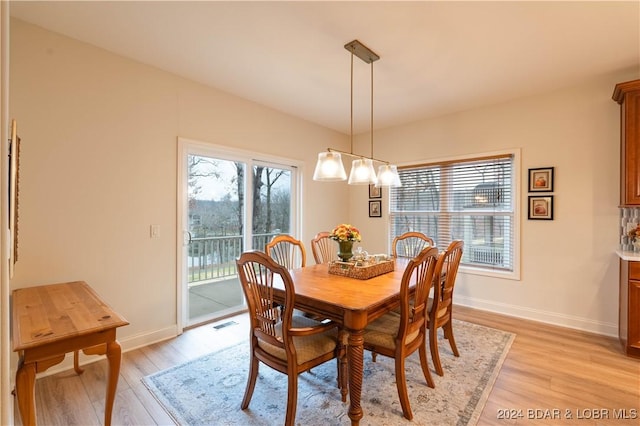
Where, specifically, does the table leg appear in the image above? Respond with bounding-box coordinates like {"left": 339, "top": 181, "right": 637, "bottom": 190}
{"left": 347, "top": 329, "right": 364, "bottom": 425}
{"left": 15, "top": 359, "right": 36, "bottom": 426}
{"left": 73, "top": 350, "right": 84, "bottom": 374}
{"left": 104, "top": 340, "right": 122, "bottom": 426}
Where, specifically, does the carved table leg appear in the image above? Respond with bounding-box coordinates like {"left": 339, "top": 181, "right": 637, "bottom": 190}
{"left": 347, "top": 330, "right": 365, "bottom": 425}
{"left": 104, "top": 340, "right": 122, "bottom": 426}
{"left": 15, "top": 358, "right": 36, "bottom": 426}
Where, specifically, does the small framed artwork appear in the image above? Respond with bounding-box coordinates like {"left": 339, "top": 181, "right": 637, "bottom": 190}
{"left": 369, "top": 200, "right": 382, "bottom": 218}
{"left": 369, "top": 184, "right": 381, "bottom": 199}
{"left": 528, "top": 167, "right": 554, "bottom": 192}
{"left": 528, "top": 195, "right": 554, "bottom": 220}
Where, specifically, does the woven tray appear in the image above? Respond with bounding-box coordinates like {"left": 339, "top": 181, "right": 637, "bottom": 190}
{"left": 328, "top": 259, "right": 395, "bottom": 280}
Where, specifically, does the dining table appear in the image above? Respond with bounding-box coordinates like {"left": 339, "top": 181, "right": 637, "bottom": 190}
{"left": 274, "top": 257, "right": 411, "bottom": 426}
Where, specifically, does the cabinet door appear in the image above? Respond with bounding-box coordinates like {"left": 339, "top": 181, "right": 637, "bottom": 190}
{"left": 629, "top": 280, "right": 640, "bottom": 352}
{"left": 616, "top": 82, "right": 640, "bottom": 206}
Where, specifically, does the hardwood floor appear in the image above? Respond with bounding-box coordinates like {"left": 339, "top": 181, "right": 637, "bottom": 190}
{"left": 14, "top": 306, "right": 639, "bottom": 425}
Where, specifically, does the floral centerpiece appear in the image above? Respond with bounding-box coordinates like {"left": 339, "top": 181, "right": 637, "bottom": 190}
{"left": 629, "top": 223, "right": 640, "bottom": 251}
{"left": 330, "top": 224, "right": 361, "bottom": 261}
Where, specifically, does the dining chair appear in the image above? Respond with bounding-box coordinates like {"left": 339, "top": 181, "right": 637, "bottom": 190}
{"left": 362, "top": 246, "right": 440, "bottom": 420}
{"left": 236, "top": 251, "right": 347, "bottom": 426}
{"left": 265, "top": 234, "right": 307, "bottom": 269}
{"left": 427, "top": 239, "right": 464, "bottom": 376}
{"left": 310, "top": 231, "right": 337, "bottom": 264}
{"left": 392, "top": 231, "right": 435, "bottom": 258}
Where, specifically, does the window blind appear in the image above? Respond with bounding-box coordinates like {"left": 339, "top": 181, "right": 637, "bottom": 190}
{"left": 389, "top": 154, "right": 515, "bottom": 272}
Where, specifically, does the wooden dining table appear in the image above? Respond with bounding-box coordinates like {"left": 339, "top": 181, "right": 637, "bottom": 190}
{"left": 274, "top": 258, "right": 411, "bottom": 426}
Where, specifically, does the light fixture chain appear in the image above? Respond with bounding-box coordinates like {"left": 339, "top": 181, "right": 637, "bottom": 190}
{"left": 350, "top": 52, "right": 354, "bottom": 155}
{"left": 370, "top": 60, "right": 374, "bottom": 160}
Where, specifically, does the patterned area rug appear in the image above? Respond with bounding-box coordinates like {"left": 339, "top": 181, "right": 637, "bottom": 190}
{"left": 143, "top": 320, "right": 514, "bottom": 425}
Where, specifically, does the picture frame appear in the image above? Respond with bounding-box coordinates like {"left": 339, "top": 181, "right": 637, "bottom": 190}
{"left": 528, "top": 167, "right": 554, "bottom": 192}
{"left": 369, "top": 184, "right": 381, "bottom": 199}
{"left": 369, "top": 200, "right": 382, "bottom": 218}
{"left": 528, "top": 195, "right": 553, "bottom": 220}
{"left": 8, "top": 119, "right": 20, "bottom": 277}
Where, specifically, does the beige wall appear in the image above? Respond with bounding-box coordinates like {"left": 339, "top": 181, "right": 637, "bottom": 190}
{"left": 351, "top": 68, "right": 639, "bottom": 334}
{"left": 8, "top": 19, "right": 350, "bottom": 353}
{"left": 8, "top": 17, "right": 640, "bottom": 365}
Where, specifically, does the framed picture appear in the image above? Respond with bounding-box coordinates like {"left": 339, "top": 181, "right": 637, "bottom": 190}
{"left": 528, "top": 195, "right": 553, "bottom": 220}
{"left": 369, "top": 200, "right": 382, "bottom": 218}
{"left": 528, "top": 167, "right": 554, "bottom": 192}
{"left": 8, "top": 119, "right": 20, "bottom": 277}
{"left": 369, "top": 184, "right": 381, "bottom": 199}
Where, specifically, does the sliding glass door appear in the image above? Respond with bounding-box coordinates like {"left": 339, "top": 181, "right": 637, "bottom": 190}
{"left": 179, "top": 139, "right": 299, "bottom": 328}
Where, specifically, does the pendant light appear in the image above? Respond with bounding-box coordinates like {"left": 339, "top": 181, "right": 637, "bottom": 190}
{"left": 312, "top": 151, "right": 347, "bottom": 181}
{"left": 313, "top": 40, "right": 401, "bottom": 187}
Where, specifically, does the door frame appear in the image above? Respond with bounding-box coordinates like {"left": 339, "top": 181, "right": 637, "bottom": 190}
{"left": 176, "top": 137, "right": 303, "bottom": 332}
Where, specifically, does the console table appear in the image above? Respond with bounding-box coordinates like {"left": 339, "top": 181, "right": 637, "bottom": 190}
{"left": 12, "top": 281, "right": 129, "bottom": 425}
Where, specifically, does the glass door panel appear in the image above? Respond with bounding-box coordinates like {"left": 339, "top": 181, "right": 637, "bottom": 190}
{"left": 251, "top": 164, "right": 293, "bottom": 251}
{"left": 186, "top": 154, "right": 246, "bottom": 325}
{"left": 181, "top": 144, "right": 299, "bottom": 328}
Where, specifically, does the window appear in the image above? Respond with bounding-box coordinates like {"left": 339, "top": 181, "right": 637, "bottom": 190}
{"left": 389, "top": 153, "right": 517, "bottom": 275}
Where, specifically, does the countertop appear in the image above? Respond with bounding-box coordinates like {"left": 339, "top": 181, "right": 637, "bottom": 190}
{"left": 616, "top": 249, "right": 640, "bottom": 261}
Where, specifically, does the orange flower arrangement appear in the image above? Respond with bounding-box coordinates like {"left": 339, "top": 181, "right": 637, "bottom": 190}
{"left": 628, "top": 224, "right": 640, "bottom": 242}
{"left": 329, "top": 224, "right": 362, "bottom": 242}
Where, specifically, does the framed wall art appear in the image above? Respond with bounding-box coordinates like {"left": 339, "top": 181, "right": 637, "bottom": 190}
{"left": 369, "top": 200, "right": 381, "bottom": 218}
{"left": 369, "top": 184, "right": 381, "bottom": 199}
{"left": 528, "top": 167, "right": 554, "bottom": 192}
{"left": 528, "top": 195, "right": 553, "bottom": 220}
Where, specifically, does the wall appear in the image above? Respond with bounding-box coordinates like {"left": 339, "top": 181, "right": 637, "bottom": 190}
{"left": 351, "top": 68, "right": 639, "bottom": 335}
{"left": 7, "top": 16, "right": 639, "bottom": 369}
{"left": 8, "top": 18, "right": 350, "bottom": 357}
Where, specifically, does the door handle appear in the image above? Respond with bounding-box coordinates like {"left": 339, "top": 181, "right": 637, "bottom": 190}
{"left": 184, "top": 231, "right": 192, "bottom": 246}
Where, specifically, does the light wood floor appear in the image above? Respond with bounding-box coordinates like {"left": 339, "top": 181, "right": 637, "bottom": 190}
{"left": 14, "top": 306, "right": 640, "bottom": 425}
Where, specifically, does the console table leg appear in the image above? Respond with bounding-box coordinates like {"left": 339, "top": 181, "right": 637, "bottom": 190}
{"left": 104, "top": 340, "right": 122, "bottom": 426}
{"left": 16, "top": 360, "right": 36, "bottom": 426}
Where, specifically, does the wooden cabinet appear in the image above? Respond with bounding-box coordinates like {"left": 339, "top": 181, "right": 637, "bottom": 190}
{"left": 619, "top": 260, "right": 640, "bottom": 358}
{"left": 613, "top": 80, "right": 640, "bottom": 206}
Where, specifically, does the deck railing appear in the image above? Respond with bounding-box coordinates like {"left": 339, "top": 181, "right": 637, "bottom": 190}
{"left": 188, "top": 232, "right": 281, "bottom": 283}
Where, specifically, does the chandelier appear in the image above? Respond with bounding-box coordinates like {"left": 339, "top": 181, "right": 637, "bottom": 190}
{"left": 313, "top": 40, "right": 401, "bottom": 187}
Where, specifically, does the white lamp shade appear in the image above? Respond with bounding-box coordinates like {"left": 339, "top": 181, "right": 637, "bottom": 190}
{"left": 376, "top": 164, "right": 402, "bottom": 187}
{"left": 313, "top": 152, "right": 347, "bottom": 181}
{"left": 348, "top": 158, "right": 378, "bottom": 185}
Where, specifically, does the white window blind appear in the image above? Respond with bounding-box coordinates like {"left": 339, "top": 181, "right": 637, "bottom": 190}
{"left": 389, "top": 154, "right": 515, "bottom": 272}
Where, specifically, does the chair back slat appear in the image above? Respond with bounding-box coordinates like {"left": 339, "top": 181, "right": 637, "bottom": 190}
{"left": 432, "top": 240, "right": 464, "bottom": 323}
{"left": 237, "top": 250, "right": 295, "bottom": 345}
{"left": 392, "top": 232, "right": 435, "bottom": 258}
{"left": 265, "top": 235, "right": 307, "bottom": 269}
{"left": 398, "top": 246, "right": 440, "bottom": 339}
{"left": 311, "top": 232, "right": 337, "bottom": 264}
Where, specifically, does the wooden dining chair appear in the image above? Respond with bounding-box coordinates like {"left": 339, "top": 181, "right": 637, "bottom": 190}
{"left": 427, "top": 239, "right": 464, "bottom": 376}
{"left": 310, "top": 231, "right": 337, "bottom": 264}
{"left": 362, "top": 246, "right": 440, "bottom": 420}
{"left": 392, "top": 231, "right": 435, "bottom": 258}
{"left": 236, "top": 251, "right": 347, "bottom": 426}
{"left": 265, "top": 234, "right": 307, "bottom": 269}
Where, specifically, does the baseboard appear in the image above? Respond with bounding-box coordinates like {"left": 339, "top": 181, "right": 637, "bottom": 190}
{"left": 34, "top": 324, "right": 180, "bottom": 378}
{"left": 456, "top": 295, "right": 618, "bottom": 337}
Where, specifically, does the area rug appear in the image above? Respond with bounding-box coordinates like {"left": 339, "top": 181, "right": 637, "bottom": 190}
{"left": 142, "top": 320, "right": 514, "bottom": 426}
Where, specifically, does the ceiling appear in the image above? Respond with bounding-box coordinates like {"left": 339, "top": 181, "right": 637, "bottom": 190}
{"left": 9, "top": 1, "right": 640, "bottom": 135}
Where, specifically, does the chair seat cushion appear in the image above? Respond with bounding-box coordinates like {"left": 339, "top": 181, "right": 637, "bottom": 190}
{"left": 363, "top": 311, "right": 420, "bottom": 350}
{"left": 258, "top": 315, "right": 338, "bottom": 365}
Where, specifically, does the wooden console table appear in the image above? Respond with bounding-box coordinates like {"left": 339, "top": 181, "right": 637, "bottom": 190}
{"left": 11, "top": 281, "right": 129, "bottom": 425}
